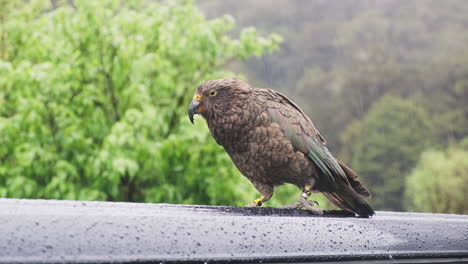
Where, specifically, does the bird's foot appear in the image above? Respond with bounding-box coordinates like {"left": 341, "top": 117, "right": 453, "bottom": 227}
{"left": 299, "top": 196, "right": 323, "bottom": 215}
{"left": 280, "top": 202, "right": 302, "bottom": 209}
{"left": 281, "top": 198, "right": 323, "bottom": 215}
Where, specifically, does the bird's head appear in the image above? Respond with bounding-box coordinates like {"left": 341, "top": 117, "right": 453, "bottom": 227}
{"left": 188, "top": 78, "right": 251, "bottom": 124}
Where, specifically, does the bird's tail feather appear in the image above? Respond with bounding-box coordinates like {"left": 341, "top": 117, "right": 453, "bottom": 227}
{"left": 338, "top": 160, "right": 371, "bottom": 198}
{"left": 323, "top": 188, "right": 375, "bottom": 217}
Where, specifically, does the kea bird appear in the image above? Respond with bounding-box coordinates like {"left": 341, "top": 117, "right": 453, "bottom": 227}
{"left": 188, "top": 78, "right": 374, "bottom": 217}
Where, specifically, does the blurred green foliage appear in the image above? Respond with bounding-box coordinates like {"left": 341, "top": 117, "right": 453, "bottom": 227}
{"left": 0, "top": 0, "right": 282, "bottom": 205}
{"left": 405, "top": 145, "right": 468, "bottom": 214}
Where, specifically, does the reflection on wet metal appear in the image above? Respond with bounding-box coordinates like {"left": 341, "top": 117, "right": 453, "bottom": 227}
{"left": 0, "top": 199, "right": 467, "bottom": 263}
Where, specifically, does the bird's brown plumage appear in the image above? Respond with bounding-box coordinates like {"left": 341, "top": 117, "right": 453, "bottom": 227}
{"left": 189, "top": 78, "right": 374, "bottom": 217}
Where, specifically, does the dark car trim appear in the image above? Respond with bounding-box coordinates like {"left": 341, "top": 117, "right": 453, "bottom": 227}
{"left": 0, "top": 199, "right": 467, "bottom": 263}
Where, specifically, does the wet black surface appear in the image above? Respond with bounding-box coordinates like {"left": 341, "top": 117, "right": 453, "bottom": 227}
{"left": 0, "top": 198, "right": 468, "bottom": 263}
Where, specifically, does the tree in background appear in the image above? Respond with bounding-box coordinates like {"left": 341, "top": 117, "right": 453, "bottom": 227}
{"left": 2, "top": 0, "right": 468, "bottom": 213}
{"left": 405, "top": 145, "right": 468, "bottom": 214}
{"left": 421, "top": 47, "right": 468, "bottom": 145}
{"left": 0, "top": 0, "right": 281, "bottom": 205}
{"left": 340, "top": 95, "right": 436, "bottom": 211}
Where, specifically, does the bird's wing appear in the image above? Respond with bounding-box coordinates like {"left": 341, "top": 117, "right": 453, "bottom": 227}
{"left": 254, "top": 88, "right": 348, "bottom": 188}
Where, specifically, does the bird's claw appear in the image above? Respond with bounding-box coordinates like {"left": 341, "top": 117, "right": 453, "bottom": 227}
{"left": 299, "top": 197, "right": 323, "bottom": 215}
{"left": 281, "top": 198, "right": 323, "bottom": 215}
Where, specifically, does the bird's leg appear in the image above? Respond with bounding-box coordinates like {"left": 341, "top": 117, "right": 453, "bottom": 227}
{"left": 300, "top": 185, "right": 320, "bottom": 206}
{"left": 281, "top": 185, "right": 323, "bottom": 215}
{"left": 246, "top": 194, "right": 272, "bottom": 207}
{"left": 245, "top": 183, "right": 273, "bottom": 207}
{"left": 299, "top": 186, "right": 323, "bottom": 215}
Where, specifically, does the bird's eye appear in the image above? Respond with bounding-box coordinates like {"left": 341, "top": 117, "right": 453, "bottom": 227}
{"left": 209, "top": 89, "right": 217, "bottom": 97}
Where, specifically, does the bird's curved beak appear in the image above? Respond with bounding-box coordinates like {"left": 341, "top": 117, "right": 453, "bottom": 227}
{"left": 188, "top": 93, "right": 203, "bottom": 124}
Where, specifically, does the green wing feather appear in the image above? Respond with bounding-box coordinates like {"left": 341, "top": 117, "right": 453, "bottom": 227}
{"left": 264, "top": 89, "right": 348, "bottom": 187}
{"left": 307, "top": 136, "right": 347, "bottom": 186}
{"left": 259, "top": 88, "right": 374, "bottom": 216}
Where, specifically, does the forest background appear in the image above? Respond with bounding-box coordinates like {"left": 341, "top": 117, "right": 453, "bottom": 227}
{"left": 1, "top": 0, "right": 467, "bottom": 214}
